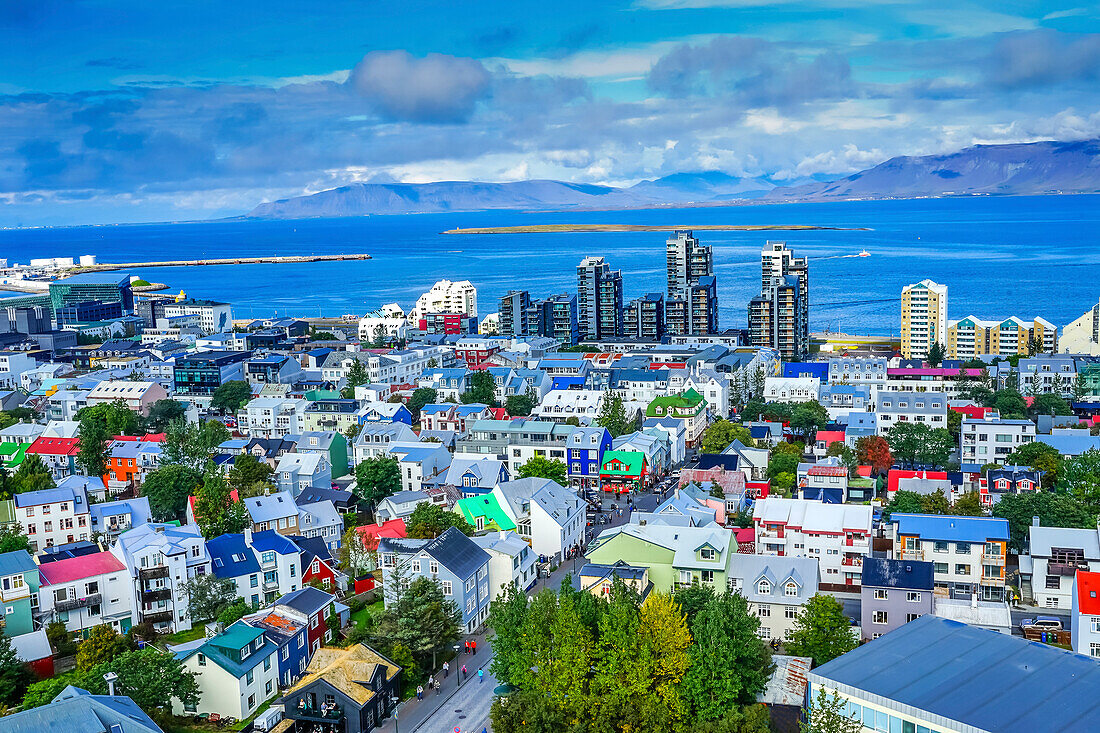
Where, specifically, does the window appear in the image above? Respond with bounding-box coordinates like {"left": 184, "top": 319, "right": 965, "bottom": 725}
{"left": 757, "top": 605, "right": 771, "bottom": 618}
{"left": 907, "top": 613, "right": 922, "bottom": 623}
{"left": 955, "top": 542, "right": 971, "bottom": 554}
{"left": 264, "top": 657, "right": 271, "bottom": 671}
{"left": 1091, "top": 644, "right": 1100, "bottom": 659}
{"left": 198, "top": 654, "right": 206, "bottom": 667}
{"left": 873, "top": 610, "right": 888, "bottom": 624}
{"left": 757, "top": 579, "right": 771, "bottom": 595}
{"left": 785, "top": 606, "right": 798, "bottom": 619}
{"left": 701, "top": 570, "right": 714, "bottom": 584}
{"left": 873, "top": 589, "right": 888, "bottom": 600}
{"left": 785, "top": 582, "right": 798, "bottom": 597}
{"left": 297, "top": 634, "right": 305, "bottom": 648}
{"left": 934, "top": 562, "right": 948, "bottom": 575}
{"left": 266, "top": 680, "right": 273, "bottom": 695}
{"left": 251, "top": 575, "right": 258, "bottom": 588}
{"left": 906, "top": 592, "right": 921, "bottom": 603}
{"left": 310, "top": 615, "right": 318, "bottom": 629}
{"left": 757, "top": 626, "right": 771, "bottom": 639}
{"left": 246, "top": 670, "right": 254, "bottom": 684}
{"left": 281, "top": 645, "right": 289, "bottom": 661}
{"left": 1091, "top": 617, "right": 1100, "bottom": 634}
{"left": 247, "top": 694, "right": 255, "bottom": 709}
{"left": 933, "top": 541, "right": 949, "bottom": 553}
{"left": 700, "top": 548, "right": 715, "bottom": 560}
{"left": 955, "top": 564, "right": 971, "bottom": 576}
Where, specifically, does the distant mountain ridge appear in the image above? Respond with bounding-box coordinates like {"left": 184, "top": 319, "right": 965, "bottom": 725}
{"left": 763, "top": 139, "right": 1100, "bottom": 202}
{"left": 244, "top": 139, "right": 1100, "bottom": 219}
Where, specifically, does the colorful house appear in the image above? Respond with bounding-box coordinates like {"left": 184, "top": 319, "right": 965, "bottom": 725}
{"left": 456, "top": 493, "right": 517, "bottom": 532}
{"left": 566, "top": 426, "right": 612, "bottom": 489}
{"left": 25, "top": 437, "right": 80, "bottom": 479}
{"left": 599, "top": 450, "right": 649, "bottom": 494}
{"left": 0, "top": 550, "right": 39, "bottom": 637}
{"left": 645, "top": 389, "right": 708, "bottom": 447}
{"left": 0, "top": 441, "right": 28, "bottom": 470}
{"left": 278, "top": 644, "right": 402, "bottom": 733}
{"left": 174, "top": 621, "right": 280, "bottom": 719}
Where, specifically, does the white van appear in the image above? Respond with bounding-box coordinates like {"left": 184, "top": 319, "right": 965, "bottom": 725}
{"left": 253, "top": 707, "right": 284, "bottom": 732}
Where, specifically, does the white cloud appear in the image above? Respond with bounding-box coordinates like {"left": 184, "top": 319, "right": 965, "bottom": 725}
{"left": 794, "top": 143, "right": 886, "bottom": 176}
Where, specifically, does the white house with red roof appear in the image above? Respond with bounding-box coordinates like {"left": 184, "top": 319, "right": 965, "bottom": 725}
{"left": 1073, "top": 571, "right": 1100, "bottom": 657}
{"left": 25, "top": 436, "right": 80, "bottom": 479}
{"left": 14, "top": 483, "right": 91, "bottom": 552}
{"left": 36, "top": 550, "right": 133, "bottom": 636}
{"left": 752, "top": 497, "right": 872, "bottom": 591}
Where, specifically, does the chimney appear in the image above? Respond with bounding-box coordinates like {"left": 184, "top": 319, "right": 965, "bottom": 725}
{"left": 103, "top": 671, "right": 118, "bottom": 696}
{"left": 244, "top": 527, "right": 253, "bottom": 546}
{"left": 1033, "top": 516, "right": 1041, "bottom": 527}
{"left": 971, "top": 591, "right": 978, "bottom": 609}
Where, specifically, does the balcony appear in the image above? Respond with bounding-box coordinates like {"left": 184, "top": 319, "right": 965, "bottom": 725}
{"left": 55, "top": 593, "right": 101, "bottom": 613}
{"left": 142, "top": 610, "right": 173, "bottom": 624}
{"left": 292, "top": 706, "right": 345, "bottom": 724}
{"left": 982, "top": 553, "right": 1006, "bottom": 566}
{"left": 1049, "top": 561, "right": 1087, "bottom": 576}
{"left": 979, "top": 576, "right": 1005, "bottom": 587}
{"left": 263, "top": 578, "right": 280, "bottom": 591}
{"left": 841, "top": 557, "right": 863, "bottom": 567}
{"left": 900, "top": 549, "right": 924, "bottom": 561}
{"left": 0, "top": 585, "right": 30, "bottom": 603}
{"left": 139, "top": 566, "right": 170, "bottom": 580}
{"left": 142, "top": 588, "right": 173, "bottom": 602}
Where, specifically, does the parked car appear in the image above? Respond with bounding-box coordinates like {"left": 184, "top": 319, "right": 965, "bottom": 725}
{"left": 1019, "top": 616, "right": 1063, "bottom": 632}
{"left": 253, "top": 707, "right": 283, "bottom": 732}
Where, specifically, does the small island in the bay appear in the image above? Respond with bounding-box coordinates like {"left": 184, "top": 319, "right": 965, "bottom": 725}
{"left": 443, "top": 223, "right": 869, "bottom": 234}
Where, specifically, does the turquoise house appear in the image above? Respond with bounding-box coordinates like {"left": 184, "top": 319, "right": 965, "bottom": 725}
{"left": 0, "top": 550, "right": 40, "bottom": 637}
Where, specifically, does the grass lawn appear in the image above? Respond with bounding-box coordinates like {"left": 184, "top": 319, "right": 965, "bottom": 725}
{"left": 350, "top": 600, "right": 384, "bottom": 629}
{"left": 160, "top": 625, "right": 207, "bottom": 646}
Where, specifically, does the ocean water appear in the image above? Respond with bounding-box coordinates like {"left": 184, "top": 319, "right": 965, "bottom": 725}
{"left": 1, "top": 195, "right": 1097, "bottom": 336}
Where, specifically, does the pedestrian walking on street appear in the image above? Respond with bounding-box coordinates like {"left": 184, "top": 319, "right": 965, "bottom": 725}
{"left": 434, "top": 679, "right": 441, "bottom": 695}
{"left": 462, "top": 664, "right": 468, "bottom": 680}
{"left": 428, "top": 674, "right": 434, "bottom": 691}
{"left": 478, "top": 669, "right": 484, "bottom": 684}
{"left": 471, "top": 640, "right": 477, "bottom": 655}
{"left": 416, "top": 685, "right": 423, "bottom": 700}
{"left": 443, "top": 661, "right": 450, "bottom": 678}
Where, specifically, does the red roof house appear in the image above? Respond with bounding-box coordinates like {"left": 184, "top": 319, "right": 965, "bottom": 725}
{"left": 356, "top": 518, "right": 407, "bottom": 552}
{"left": 26, "top": 437, "right": 80, "bottom": 476}
{"left": 887, "top": 469, "right": 949, "bottom": 495}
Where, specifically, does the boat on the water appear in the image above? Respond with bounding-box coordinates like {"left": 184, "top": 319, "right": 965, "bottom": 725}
{"left": 857, "top": 249, "right": 870, "bottom": 257}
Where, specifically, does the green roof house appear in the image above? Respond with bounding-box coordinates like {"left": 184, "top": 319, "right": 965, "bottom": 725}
{"left": 457, "top": 493, "right": 517, "bottom": 533}
{"left": 645, "top": 388, "right": 709, "bottom": 447}
{"left": 599, "top": 450, "right": 649, "bottom": 494}
{"left": 0, "top": 442, "right": 27, "bottom": 470}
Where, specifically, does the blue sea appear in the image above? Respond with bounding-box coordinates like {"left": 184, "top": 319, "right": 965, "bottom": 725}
{"left": 1, "top": 195, "right": 1097, "bottom": 336}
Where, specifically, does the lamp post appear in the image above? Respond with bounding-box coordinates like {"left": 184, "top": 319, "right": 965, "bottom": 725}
{"left": 390, "top": 694, "right": 400, "bottom": 733}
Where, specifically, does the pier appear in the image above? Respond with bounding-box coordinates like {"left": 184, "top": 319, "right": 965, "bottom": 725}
{"left": 65, "top": 253, "right": 371, "bottom": 274}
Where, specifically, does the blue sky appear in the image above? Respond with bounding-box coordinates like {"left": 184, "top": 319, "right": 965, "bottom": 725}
{"left": 1, "top": 0, "right": 1098, "bottom": 225}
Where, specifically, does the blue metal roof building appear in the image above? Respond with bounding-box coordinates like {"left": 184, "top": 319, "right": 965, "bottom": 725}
{"left": 809, "top": 615, "right": 1100, "bottom": 733}
{"left": 891, "top": 514, "right": 1009, "bottom": 542}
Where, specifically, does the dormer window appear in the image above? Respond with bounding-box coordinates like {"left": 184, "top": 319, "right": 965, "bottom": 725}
{"left": 757, "top": 579, "right": 771, "bottom": 595}
{"left": 785, "top": 582, "right": 798, "bottom": 597}
{"left": 700, "top": 548, "right": 716, "bottom": 560}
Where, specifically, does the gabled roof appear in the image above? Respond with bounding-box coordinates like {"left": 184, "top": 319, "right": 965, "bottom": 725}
{"left": 276, "top": 586, "right": 336, "bottom": 616}
{"left": 861, "top": 557, "right": 934, "bottom": 591}
{"left": 892, "top": 513, "right": 1009, "bottom": 542}
{"left": 38, "top": 551, "right": 125, "bottom": 585}
{"left": 457, "top": 494, "right": 516, "bottom": 531}
{"left": 600, "top": 450, "right": 647, "bottom": 476}
{"left": 379, "top": 526, "right": 489, "bottom": 580}
{"left": 280, "top": 644, "right": 400, "bottom": 706}
{"left": 207, "top": 534, "right": 261, "bottom": 578}
{"left": 2, "top": 685, "right": 162, "bottom": 733}
{"left": 244, "top": 491, "right": 298, "bottom": 522}
{"left": 26, "top": 436, "right": 80, "bottom": 456}
{"left": 0, "top": 550, "right": 37, "bottom": 577}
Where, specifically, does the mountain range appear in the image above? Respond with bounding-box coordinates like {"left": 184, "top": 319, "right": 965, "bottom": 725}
{"left": 244, "top": 139, "right": 1100, "bottom": 218}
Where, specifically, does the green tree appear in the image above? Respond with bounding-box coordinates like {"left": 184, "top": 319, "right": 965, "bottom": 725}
{"left": 0, "top": 406, "right": 37, "bottom": 431}
{"left": 143, "top": 399, "right": 186, "bottom": 433}
{"left": 786, "top": 594, "right": 858, "bottom": 667}
{"left": 76, "top": 415, "right": 111, "bottom": 478}
{"left": 947, "top": 408, "right": 963, "bottom": 441}
{"left": 1006, "top": 441, "right": 1063, "bottom": 489}
{"left": 926, "top": 341, "right": 946, "bottom": 367}
{"left": 210, "top": 380, "right": 252, "bottom": 413}
{"left": 517, "top": 454, "right": 568, "bottom": 484}
{"left": 227, "top": 453, "right": 275, "bottom": 497}
{"left": 338, "top": 525, "right": 375, "bottom": 579}
{"left": 218, "top": 599, "right": 252, "bottom": 623}
{"left": 98, "top": 647, "right": 200, "bottom": 713}
{"left": 700, "top": 419, "right": 755, "bottom": 454}
{"left": 767, "top": 452, "right": 799, "bottom": 494}
{"left": 460, "top": 371, "right": 498, "bottom": 406}
{"left": 801, "top": 687, "right": 863, "bottom": 733}
{"left": 885, "top": 422, "right": 953, "bottom": 469}
{"left": 487, "top": 582, "right": 530, "bottom": 686}
{"left": 505, "top": 393, "right": 536, "bottom": 417}
{"left": 181, "top": 573, "right": 239, "bottom": 621}
{"left": 674, "top": 583, "right": 717, "bottom": 626}
{"left": 881, "top": 490, "right": 925, "bottom": 521}
{"left": 404, "top": 502, "right": 474, "bottom": 539}
{"left": 346, "top": 357, "right": 369, "bottom": 390}
{"left": 0, "top": 634, "right": 33, "bottom": 706}
{"left": 141, "top": 464, "right": 201, "bottom": 521}
{"left": 22, "top": 671, "right": 99, "bottom": 709}
{"left": 993, "top": 491, "right": 1096, "bottom": 552}
{"left": 636, "top": 591, "right": 693, "bottom": 728}
{"left": 921, "top": 488, "right": 952, "bottom": 515}
{"left": 991, "top": 388, "right": 1027, "bottom": 419}
{"left": 597, "top": 393, "right": 631, "bottom": 438}
{"left": 682, "top": 591, "right": 773, "bottom": 721}
{"left": 1060, "top": 449, "right": 1100, "bottom": 514}
{"left": 162, "top": 417, "right": 230, "bottom": 471}
{"left": 193, "top": 469, "right": 251, "bottom": 539}
{"left": 1030, "top": 392, "right": 1073, "bottom": 418}
{"left": 45, "top": 619, "right": 78, "bottom": 657}
{"left": 0, "top": 525, "right": 31, "bottom": 554}
{"left": 1073, "top": 373, "right": 1089, "bottom": 402}
{"left": 75, "top": 624, "right": 135, "bottom": 671}
{"left": 953, "top": 491, "right": 984, "bottom": 516}
{"left": 354, "top": 455, "right": 402, "bottom": 506}
{"left": 373, "top": 575, "right": 462, "bottom": 669}
{"left": 789, "top": 400, "right": 831, "bottom": 443}
{"left": 407, "top": 387, "right": 438, "bottom": 423}
{"left": 78, "top": 399, "right": 141, "bottom": 437}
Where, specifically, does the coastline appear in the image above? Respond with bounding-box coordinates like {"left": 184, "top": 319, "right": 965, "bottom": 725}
{"left": 443, "top": 224, "right": 870, "bottom": 234}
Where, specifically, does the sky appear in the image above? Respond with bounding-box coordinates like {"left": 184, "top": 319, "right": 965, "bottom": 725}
{"left": 1, "top": 0, "right": 1099, "bottom": 226}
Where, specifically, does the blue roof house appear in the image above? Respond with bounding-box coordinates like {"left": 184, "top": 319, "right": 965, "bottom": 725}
{"left": 566, "top": 426, "right": 612, "bottom": 489}
{"left": 891, "top": 513, "right": 1010, "bottom": 602}
{"left": 378, "top": 526, "right": 491, "bottom": 634}
{"left": 3, "top": 685, "right": 162, "bottom": 733}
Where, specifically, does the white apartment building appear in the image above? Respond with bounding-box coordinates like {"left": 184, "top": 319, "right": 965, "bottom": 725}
{"left": 36, "top": 551, "right": 134, "bottom": 635}
{"left": 874, "top": 392, "right": 948, "bottom": 433}
{"left": 388, "top": 441, "right": 452, "bottom": 492}
{"left": 471, "top": 530, "right": 537, "bottom": 598}
{"left": 728, "top": 554, "right": 820, "bottom": 643}
{"left": 532, "top": 389, "right": 606, "bottom": 424}
{"left": 410, "top": 279, "right": 478, "bottom": 320}
{"left": 359, "top": 345, "right": 454, "bottom": 386}
{"left": 960, "top": 417, "right": 1035, "bottom": 470}
{"left": 901, "top": 279, "right": 948, "bottom": 360}
{"left": 763, "top": 376, "right": 821, "bottom": 403}
{"left": 85, "top": 380, "right": 169, "bottom": 416}
{"left": 110, "top": 522, "right": 212, "bottom": 633}
{"left": 753, "top": 498, "right": 872, "bottom": 589}
{"left": 1021, "top": 524, "right": 1100, "bottom": 610}
{"left": 161, "top": 299, "right": 234, "bottom": 334}
{"left": 358, "top": 303, "right": 410, "bottom": 341}
{"left": 15, "top": 485, "right": 91, "bottom": 552}
{"left": 237, "top": 397, "right": 309, "bottom": 439}
{"left": 827, "top": 357, "right": 887, "bottom": 389}
{"left": 351, "top": 422, "right": 419, "bottom": 465}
